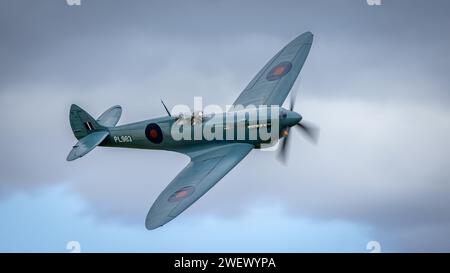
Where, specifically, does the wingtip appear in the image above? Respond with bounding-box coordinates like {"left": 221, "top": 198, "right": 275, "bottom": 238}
{"left": 291, "top": 31, "right": 313, "bottom": 45}
{"left": 145, "top": 223, "right": 162, "bottom": 230}
{"left": 145, "top": 213, "right": 174, "bottom": 230}
{"left": 302, "top": 31, "right": 314, "bottom": 42}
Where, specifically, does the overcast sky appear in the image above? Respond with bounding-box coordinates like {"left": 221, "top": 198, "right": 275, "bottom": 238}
{"left": 1, "top": 0, "right": 450, "bottom": 252}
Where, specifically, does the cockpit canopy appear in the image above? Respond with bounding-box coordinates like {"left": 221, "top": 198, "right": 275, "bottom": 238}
{"left": 176, "top": 111, "right": 209, "bottom": 125}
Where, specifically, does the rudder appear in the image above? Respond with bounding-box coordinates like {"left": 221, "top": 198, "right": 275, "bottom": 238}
{"left": 69, "top": 104, "right": 105, "bottom": 140}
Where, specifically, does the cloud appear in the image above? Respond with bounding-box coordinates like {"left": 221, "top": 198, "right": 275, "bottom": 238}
{"left": 1, "top": 0, "right": 450, "bottom": 251}
{"left": 0, "top": 183, "right": 373, "bottom": 252}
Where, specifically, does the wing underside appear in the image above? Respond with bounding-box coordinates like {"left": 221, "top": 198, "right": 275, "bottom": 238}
{"left": 145, "top": 32, "right": 313, "bottom": 229}
{"left": 232, "top": 32, "right": 313, "bottom": 107}
{"left": 146, "top": 143, "right": 253, "bottom": 229}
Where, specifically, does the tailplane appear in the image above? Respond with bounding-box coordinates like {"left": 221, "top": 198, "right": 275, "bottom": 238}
{"left": 97, "top": 105, "right": 122, "bottom": 128}
{"left": 67, "top": 104, "right": 122, "bottom": 161}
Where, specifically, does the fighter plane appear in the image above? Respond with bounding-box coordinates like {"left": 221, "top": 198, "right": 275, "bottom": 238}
{"left": 67, "top": 31, "right": 318, "bottom": 229}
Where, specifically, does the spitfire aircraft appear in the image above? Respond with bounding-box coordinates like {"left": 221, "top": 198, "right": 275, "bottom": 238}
{"left": 67, "top": 31, "right": 318, "bottom": 230}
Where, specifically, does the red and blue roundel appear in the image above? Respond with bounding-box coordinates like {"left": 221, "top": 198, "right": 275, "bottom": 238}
{"left": 168, "top": 186, "right": 195, "bottom": 202}
{"left": 145, "top": 123, "right": 163, "bottom": 144}
{"left": 266, "top": 61, "right": 292, "bottom": 81}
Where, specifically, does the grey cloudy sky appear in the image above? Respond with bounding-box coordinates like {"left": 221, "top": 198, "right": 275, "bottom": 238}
{"left": 1, "top": 0, "right": 450, "bottom": 251}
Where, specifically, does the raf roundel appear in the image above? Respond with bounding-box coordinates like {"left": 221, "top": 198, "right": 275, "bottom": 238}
{"left": 168, "top": 186, "right": 195, "bottom": 202}
{"left": 145, "top": 123, "right": 163, "bottom": 144}
{"left": 266, "top": 61, "right": 292, "bottom": 81}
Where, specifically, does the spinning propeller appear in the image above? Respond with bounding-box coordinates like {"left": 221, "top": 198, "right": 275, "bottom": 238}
{"left": 278, "top": 92, "right": 320, "bottom": 163}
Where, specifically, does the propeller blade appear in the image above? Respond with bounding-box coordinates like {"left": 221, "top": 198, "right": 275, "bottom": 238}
{"left": 289, "top": 91, "right": 296, "bottom": 111}
{"left": 277, "top": 129, "right": 290, "bottom": 164}
{"left": 296, "top": 121, "right": 320, "bottom": 144}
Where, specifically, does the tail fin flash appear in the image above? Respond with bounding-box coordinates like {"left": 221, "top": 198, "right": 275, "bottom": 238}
{"left": 69, "top": 104, "right": 105, "bottom": 140}
{"left": 67, "top": 104, "right": 122, "bottom": 161}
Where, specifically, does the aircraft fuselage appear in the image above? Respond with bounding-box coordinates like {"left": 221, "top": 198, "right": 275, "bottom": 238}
{"left": 100, "top": 106, "right": 302, "bottom": 152}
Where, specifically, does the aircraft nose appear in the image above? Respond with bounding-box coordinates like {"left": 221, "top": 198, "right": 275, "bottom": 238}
{"left": 287, "top": 111, "right": 302, "bottom": 126}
